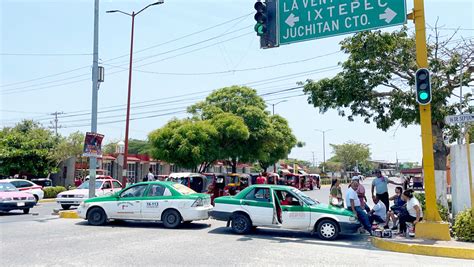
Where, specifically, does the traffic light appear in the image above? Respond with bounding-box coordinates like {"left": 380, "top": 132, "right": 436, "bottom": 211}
{"left": 254, "top": 1, "right": 267, "bottom": 36}
{"left": 415, "top": 68, "right": 432, "bottom": 105}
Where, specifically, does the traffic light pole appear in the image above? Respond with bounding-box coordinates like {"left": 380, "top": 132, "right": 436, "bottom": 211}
{"left": 411, "top": 0, "right": 450, "bottom": 240}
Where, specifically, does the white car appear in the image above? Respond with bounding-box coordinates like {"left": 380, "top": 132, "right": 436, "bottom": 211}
{"left": 4, "top": 179, "right": 44, "bottom": 202}
{"left": 56, "top": 179, "right": 122, "bottom": 210}
{"left": 77, "top": 181, "right": 213, "bottom": 228}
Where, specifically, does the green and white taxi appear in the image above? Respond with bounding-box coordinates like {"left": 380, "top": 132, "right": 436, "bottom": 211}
{"left": 77, "top": 181, "right": 212, "bottom": 228}
{"left": 210, "top": 185, "right": 360, "bottom": 240}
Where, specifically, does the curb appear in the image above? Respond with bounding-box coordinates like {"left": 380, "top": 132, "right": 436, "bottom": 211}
{"left": 372, "top": 237, "right": 474, "bottom": 260}
{"left": 59, "top": 211, "right": 80, "bottom": 219}
{"left": 39, "top": 198, "right": 56, "bottom": 203}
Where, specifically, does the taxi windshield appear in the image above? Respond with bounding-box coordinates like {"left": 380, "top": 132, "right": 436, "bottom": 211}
{"left": 291, "top": 188, "right": 319, "bottom": 206}
{"left": 175, "top": 177, "right": 189, "bottom": 185}
{"left": 78, "top": 181, "right": 102, "bottom": 189}
{"left": 172, "top": 183, "right": 197, "bottom": 195}
{"left": 0, "top": 182, "right": 19, "bottom": 192}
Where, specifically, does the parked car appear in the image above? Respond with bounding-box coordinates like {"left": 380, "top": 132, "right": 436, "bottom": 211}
{"left": 0, "top": 181, "right": 37, "bottom": 214}
{"left": 56, "top": 179, "right": 122, "bottom": 210}
{"left": 210, "top": 184, "right": 360, "bottom": 240}
{"left": 4, "top": 179, "right": 44, "bottom": 202}
{"left": 31, "top": 178, "right": 53, "bottom": 188}
{"left": 168, "top": 173, "right": 211, "bottom": 193}
{"left": 77, "top": 181, "right": 213, "bottom": 228}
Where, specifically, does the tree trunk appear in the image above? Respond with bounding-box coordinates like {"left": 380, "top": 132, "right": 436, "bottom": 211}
{"left": 432, "top": 123, "right": 449, "bottom": 207}
{"left": 231, "top": 158, "right": 237, "bottom": 173}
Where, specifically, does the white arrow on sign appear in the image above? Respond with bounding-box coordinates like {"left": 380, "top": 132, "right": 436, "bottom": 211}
{"left": 379, "top": 8, "right": 397, "bottom": 23}
{"left": 285, "top": 13, "right": 300, "bottom": 27}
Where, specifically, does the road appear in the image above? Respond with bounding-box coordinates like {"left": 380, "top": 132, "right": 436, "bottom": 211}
{"left": 1, "top": 178, "right": 471, "bottom": 266}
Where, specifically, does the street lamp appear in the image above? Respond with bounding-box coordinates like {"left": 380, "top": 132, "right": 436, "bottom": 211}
{"left": 270, "top": 100, "right": 287, "bottom": 115}
{"left": 314, "top": 129, "right": 332, "bottom": 173}
{"left": 107, "top": 1, "right": 164, "bottom": 188}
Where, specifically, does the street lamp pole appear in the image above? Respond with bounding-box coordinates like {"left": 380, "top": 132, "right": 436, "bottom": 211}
{"left": 269, "top": 100, "right": 287, "bottom": 173}
{"left": 107, "top": 1, "right": 164, "bottom": 188}
{"left": 314, "top": 129, "right": 332, "bottom": 173}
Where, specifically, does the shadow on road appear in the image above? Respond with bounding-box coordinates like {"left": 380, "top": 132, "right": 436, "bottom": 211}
{"left": 75, "top": 220, "right": 212, "bottom": 230}
{"left": 208, "top": 226, "right": 374, "bottom": 251}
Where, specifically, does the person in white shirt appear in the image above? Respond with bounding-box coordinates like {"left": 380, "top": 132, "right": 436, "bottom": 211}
{"left": 147, "top": 168, "right": 155, "bottom": 182}
{"left": 346, "top": 177, "right": 372, "bottom": 235}
{"left": 399, "top": 189, "right": 423, "bottom": 235}
{"left": 369, "top": 195, "right": 386, "bottom": 225}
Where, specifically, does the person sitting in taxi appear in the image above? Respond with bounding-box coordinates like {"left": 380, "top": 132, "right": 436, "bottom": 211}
{"left": 280, "top": 195, "right": 293, "bottom": 206}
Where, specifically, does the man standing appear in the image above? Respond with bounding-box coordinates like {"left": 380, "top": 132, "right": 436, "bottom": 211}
{"left": 147, "top": 167, "right": 155, "bottom": 182}
{"left": 346, "top": 177, "right": 372, "bottom": 235}
{"left": 371, "top": 170, "right": 402, "bottom": 211}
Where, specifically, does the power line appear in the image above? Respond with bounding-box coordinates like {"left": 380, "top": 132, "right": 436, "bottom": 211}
{"left": 1, "top": 53, "right": 92, "bottom": 56}
{"left": 0, "top": 13, "right": 253, "bottom": 89}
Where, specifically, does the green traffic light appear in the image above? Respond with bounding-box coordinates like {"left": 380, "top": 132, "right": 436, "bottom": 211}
{"left": 254, "top": 23, "right": 265, "bottom": 36}
{"left": 419, "top": 92, "right": 429, "bottom": 100}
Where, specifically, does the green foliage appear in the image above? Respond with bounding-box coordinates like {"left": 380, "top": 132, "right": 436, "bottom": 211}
{"left": 320, "top": 161, "right": 344, "bottom": 173}
{"left": 188, "top": 86, "right": 298, "bottom": 170}
{"left": 329, "top": 141, "right": 371, "bottom": 171}
{"left": 103, "top": 139, "right": 151, "bottom": 155}
{"left": 415, "top": 192, "right": 426, "bottom": 211}
{"left": 0, "top": 121, "right": 58, "bottom": 177}
{"left": 54, "top": 131, "right": 84, "bottom": 164}
{"left": 43, "top": 186, "right": 67, "bottom": 198}
{"left": 210, "top": 112, "right": 250, "bottom": 160}
{"left": 452, "top": 208, "right": 473, "bottom": 242}
{"left": 149, "top": 119, "right": 218, "bottom": 170}
{"left": 414, "top": 192, "right": 450, "bottom": 222}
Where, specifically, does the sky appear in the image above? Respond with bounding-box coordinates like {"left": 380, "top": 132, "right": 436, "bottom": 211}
{"left": 1, "top": 0, "right": 473, "bottom": 165}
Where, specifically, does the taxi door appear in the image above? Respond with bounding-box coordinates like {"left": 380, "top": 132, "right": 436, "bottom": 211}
{"left": 240, "top": 187, "right": 274, "bottom": 226}
{"left": 141, "top": 184, "right": 172, "bottom": 220}
{"left": 109, "top": 184, "right": 147, "bottom": 219}
{"left": 99, "top": 181, "right": 114, "bottom": 196}
{"left": 280, "top": 191, "right": 311, "bottom": 229}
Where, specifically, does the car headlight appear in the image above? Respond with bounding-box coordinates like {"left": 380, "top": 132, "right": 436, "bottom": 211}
{"left": 0, "top": 197, "right": 12, "bottom": 202}
{"left": 349, "top": 216, "right": 358, "bottom": 222}
{"left": 191, "top": 198, "right": 203, "bottom": 207}
{"left": 79, "top": 202, "right": 89, "bottom": 208}
{"left": 27, "top": 196, "right": 35, "bottom": 201}
{"left": 77, "top": 195, "right": 85, "bottom": 198}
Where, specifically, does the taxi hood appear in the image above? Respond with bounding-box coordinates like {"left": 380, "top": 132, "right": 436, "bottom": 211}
{"left": 310, "top": 203, "right": 353, "bottom": 217}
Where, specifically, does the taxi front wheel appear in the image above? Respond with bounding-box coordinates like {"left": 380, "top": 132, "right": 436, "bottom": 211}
{"left": 87, "top": 207, "right": 107, "bottom": 226}
{"left": 316, "top": 219, "right": 339, "bottom": 240}
{"left": 231, "top": 214, "right": 251, "bottom": 234}
{"left": 162, "top": 209, "right": 182, "bottom": 228}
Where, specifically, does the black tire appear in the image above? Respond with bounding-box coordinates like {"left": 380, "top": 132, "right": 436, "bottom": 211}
{"left": 33, "top": 195, "right": 39, "bottom": 203}
{"left": 23, "top": 208, "right": 30, "bottom": 214}
{"left": 61, "top": 204, "right": 71, "bottom": 210}
{"left": 231, "top": 213, "right": 252, "bottom": 234}
{"left": 183, "top": 221, "right": 193, "bottom": 225}
{"left": 87, "top": 207, "right": 107, "bottom": 226}
{"left": 316, "top": 219, "right": 339, "bottom": 241}
{"left": 162, "top": 209, "right": 182, "bottom": 228}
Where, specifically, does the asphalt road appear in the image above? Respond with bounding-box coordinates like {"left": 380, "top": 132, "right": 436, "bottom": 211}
{"left": 1, "top": 178, "right": 471, "bottom": 266}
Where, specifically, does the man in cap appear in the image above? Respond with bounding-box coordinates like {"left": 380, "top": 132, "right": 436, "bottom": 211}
{"left": 346, "top": 177, "right": 372, "bottom": 235}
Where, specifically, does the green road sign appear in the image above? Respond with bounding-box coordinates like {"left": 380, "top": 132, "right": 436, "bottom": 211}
{"left": 278, "top": 0, "right": 407, "bottom": 45}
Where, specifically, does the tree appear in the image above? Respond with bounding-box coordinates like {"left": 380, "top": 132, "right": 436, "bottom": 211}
{"left": 189, "top": 85, "right": 297, "bottom": 172}
{"left": 302, "top": 27, "right": 473, "bottom": 203}
{"left": 103, "top": 139, "right": 151, "bottom": 155}
{"left": 148, "top": 119, "right": 218, "bottom": 171}
{"left": 0, "top": 121, "right": 58, "bottom": 177}
{"left": 330, "top": 142, "right": 371, "bottom": 172}
{"left": 258, "top": 115, "right": 297, "bottom": 170}
{"left": 54, "top": 131, "right": 84, "bottom": 164}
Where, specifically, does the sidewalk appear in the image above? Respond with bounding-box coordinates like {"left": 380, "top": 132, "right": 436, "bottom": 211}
{"left": 372, "top": 236, "right": 474, "bottom": 260}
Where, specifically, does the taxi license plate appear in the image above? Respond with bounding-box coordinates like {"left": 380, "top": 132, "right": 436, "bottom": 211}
{"left": 17, "top": 202, "right": 25, "bottom": 206}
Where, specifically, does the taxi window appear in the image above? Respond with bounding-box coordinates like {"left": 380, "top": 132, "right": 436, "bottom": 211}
{"left": 147, "top": 184, "right": 165, "bottom": 197}
{"left": 171, "top": 183, "right": 197, "bottom": 195}
{"left": 112, "top": 181, "right": 122, "bottom": 189}
{"left": 102, "top": 181, "right": 112, "bottom": 189}
{"left": 120, "top": 185, "right": 147, "bottom": 198}
{"left": 244, "top": 188, "right": 270, "bottom": 202}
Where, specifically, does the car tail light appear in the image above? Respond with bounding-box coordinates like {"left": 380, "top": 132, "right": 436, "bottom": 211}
{"left": 191, "top": 198, "right": 203, "bottom": 207}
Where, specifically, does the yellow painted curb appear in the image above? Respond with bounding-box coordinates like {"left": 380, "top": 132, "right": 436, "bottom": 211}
{"left": 39, "top": 198, "right": 56, "bottom": 203}
{"left": 59, "top": 211, "right": 80, "bottom": 219}
{"left": 372, "top": 237, "right": 474, "bottom": 260}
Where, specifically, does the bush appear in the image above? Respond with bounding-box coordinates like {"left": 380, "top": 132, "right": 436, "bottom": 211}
{"left": 414, "top": 192, "right": 450, "bottom": 222}
{"left": 453, "top": 208, "right": 473, "bottom": 242}
{"left": 43, "top": 186, "right": 67, "bottom": 198}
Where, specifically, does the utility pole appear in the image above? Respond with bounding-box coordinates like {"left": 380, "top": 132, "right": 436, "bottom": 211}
{"left": 312, "top": 152, "right": 315, "bottom": 167}
{"left": 50, "top": 111, "right": 64, "bottom": 137}
{"left": 315, "top": 129, "right": 332, "bottom": 173}
{"left": 411, "top": 0, "right": 450, "bottom": 240}
{"left": 88, "top": 0, "right": 100, "bottom": 199}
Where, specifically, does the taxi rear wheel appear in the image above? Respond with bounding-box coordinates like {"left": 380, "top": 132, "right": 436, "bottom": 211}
{"left": 162, "top": 209, "right": 182, "bottom": 228}
{"left": 231, "top": 213, "right": 251, "bottom": 234}
{"left": 87, "top": 207, "right": 107, "bottom": 226}
{"left": 316, "top": 219, "right": 339, "bottom": 240}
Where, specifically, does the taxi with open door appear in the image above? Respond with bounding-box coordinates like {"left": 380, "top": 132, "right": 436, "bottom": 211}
{"left": 210, "top": 185, "right": 360, "bottom": 240}
{"left": 77, "top": 181, "right": 212, "bottom": 228}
